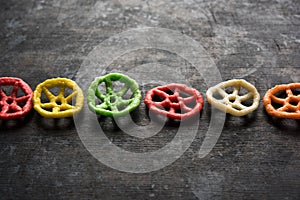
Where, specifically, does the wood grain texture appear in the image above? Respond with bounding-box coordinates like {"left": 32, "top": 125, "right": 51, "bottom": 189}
{"left": 0, "top": 0, "right": 299, "bottom": 199}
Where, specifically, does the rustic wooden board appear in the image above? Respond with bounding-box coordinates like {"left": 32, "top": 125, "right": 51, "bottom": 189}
{"left": 0, "top": 0, "right": 299, "bottom": 199}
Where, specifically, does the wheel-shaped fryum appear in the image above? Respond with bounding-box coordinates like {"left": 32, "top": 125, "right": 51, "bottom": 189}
{"left": 144, "top": 84, "right": 204, "bottom": 120}
{"left": 87, "top": 73, "right": 142, "bottom": 117}
{"left": 263, "top": 83, "right": 300, "bottom": 119}
{"left": 0, "top": 77, "right": 33, "bottom": 120}
{"left": 33, "top": 78, "right": 84, "bottom": 118}
{"left": 206, "top": 79, "right": 260, "bottom": 116}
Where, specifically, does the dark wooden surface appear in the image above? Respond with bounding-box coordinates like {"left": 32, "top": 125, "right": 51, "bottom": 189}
{"left": 0, "top": 0, "right": 299, "bottom": 199}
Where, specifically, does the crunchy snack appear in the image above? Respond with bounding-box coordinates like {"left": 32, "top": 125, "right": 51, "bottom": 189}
{"left": 87, "top": 73, "right": 141, "bottom": 117}
{"left": 0, "top": 77, "right": 33, "bottom": 119}
{"left": 206, "top": 79, "right": 260, "bottom": 116}
{"left": 33, "top": 78, "right": 84, "bottom": 118}
{"left": 144, "top": 83, "right": 204, "bottom": 120}
{"left": 263, "top": 83, "right": 300, "bottom": 119}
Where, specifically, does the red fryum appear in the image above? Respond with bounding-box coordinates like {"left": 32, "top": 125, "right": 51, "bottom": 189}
{"left": 0, "top": 77, "right": 33, "bottom": 120}
{"left": 144, "top": 84, "right": 204, "bottom": 120}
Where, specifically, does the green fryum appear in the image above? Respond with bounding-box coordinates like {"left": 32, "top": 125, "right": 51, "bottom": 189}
{"left": 87, "top": 73, "right": 142, "bottom": 117}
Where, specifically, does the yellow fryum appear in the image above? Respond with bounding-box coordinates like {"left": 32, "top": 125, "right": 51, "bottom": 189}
{"left": 33, "top": 78, "right": 84, "bottom": 118}
{"left": 206, "top": 79, "right": 260, "bottom": 116}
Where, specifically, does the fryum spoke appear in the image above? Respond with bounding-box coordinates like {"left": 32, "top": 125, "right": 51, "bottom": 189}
{"left": 217, "top": 88, "right": 228, "bottom": 98}
{"left": 153, "top": 101, "right": 164, "bottom": 107}
{"left": 53, "top": 107, "right": 60, "bottom": 113}
{"left": 117, "top": 85, "right": 130, "bottom": 97}
{"left": 239, "top": 93, "right": 253, "bottom": 101}
{"left": 183, "top": 96, "right": 195, "bottom": 104}
{"left": 1, "top": 105, "right": 9, "bottom": 113}
{"left": 96, "top": 102, "right": 108, "bottom": 110}
{"left": 111, "top": 104, "right": 118, "bottom": 111}
{"left": 169, "top": 107, "right": 175, "bottom": 113}
{"left": 181, "top": 103, "right": 192, "bottom": 112}
{"left": 16, "top": 95, "right": 30, "bottom": 103}
{"left": 270, "top": 95, "right": 285, "bottom": 105}
{"left": 174, "top": 87, "right": 180, "bottom": 96}
{"left": 278, "top": 105, "right": 289, "bottom": 111}
{"left": 120, "top": 98, "right": 133, "bottom": 105}
{"left": 11, "top": 82, "right": 19, "bottom": 97}
{"left": 61, "top": 104, "right": 74, "bottom": 110}
{"left": 155, "top": 89, "right": 168, "bottom": 99}
{"left": 41, "top": 103, "right": 54, "bottom": 109}
{"left": 105, "top": 79, "right": 113, "bottom": 94}
{"left": 43, "top": 87, "right": 56, "bottom": 100}
{"left": 233, "top": 103, "right": 247, "bottom": 110}
{"left": 113, "top": 98, "right": 132, "bottom": 110}
{"left": 11, "top": 104, "right": 22, "bottom": 112}
{"left": 232, "top": 86, "right": 240, "bottom": 96}
{"left": 65, "top": 92, "right": 78, "bottom": 103}
{"left": 286, "top": 88, "right": 293, "bottom": 97}
{"left": 0, "top": 89, "right": 7, "bottom": 98}
{"left": 95, "top": 89, "right": 105, "bottom": 101}
{"left": 58, "top": 85, "right": 65, "bottom": 98}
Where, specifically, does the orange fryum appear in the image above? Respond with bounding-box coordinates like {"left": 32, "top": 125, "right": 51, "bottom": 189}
{"left": 263, "top": 83, "right": 300, "bottom": 119}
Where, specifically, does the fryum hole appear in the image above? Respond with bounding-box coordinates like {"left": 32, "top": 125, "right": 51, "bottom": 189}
{"left": 152, "top": 95, "right": 164, "bottom": 102}
{"left": 18, "top": 101, "right": 26, "bottom": 108}
{"left": 228, "top": 96, "right": 236, "bottom": 103}
{"left": 172, "top": 99, "right": 178, "bottom": 103}
{"left": 7, "top": 107, "right": 16, "bottom": 113}
{"left": 117, "top": 104, "right": 127, "bottom": 111}
{"left": 123, "top": 89, "right": 133, "bottom": 100}
{"left": 225, "top": 86, "right": 234, "bottom": 94}
{"left": 95, "top": 98, "right": 103, "bottom": 108}
{"left": 64, "top": 86, "right": 73, "bottom": 98}
{"left": 175, "top": 108, "right": 182, "bottom": 113}
{"left": 232, "top": 104, "right": 242, "bottom": 111}
{"left": 169, "top": 96, "right": 179, "bottom": 103}
{"left": 55, "top": 99, "right": 62, "bottom": 105}
{"left": 44, "top": 107, "right": 53, "bottom": 112}
{"left": 272, "top": 101, "right": 284, "bottom": 110}
{"left": 213, "top": 92, "right": 223, "bottom": 100}
{"left": 7, "top": 98, "right": 14, "bottom": 104}
{"left": 241, "top": 99, "right": 254, "bottom": 107}
{"left": 274, "top": 91, "right": 287, "bottom": 99}
{"left": 41, "top": 92, "right": 49, "bottom": 103}
{"left": 290, "top": 100, "right": 299, "bottom": 106}
{"left": 60, "top": 107, "right": 68, "bottom": 111}
{"left": 185, "top": 98, "right": 197, "bottom": 109}
{"left": 164, "top": 89, "right": 174, "bottom": 96}
{"left": 17, "top": 87, "right": 25, "bottom": 98}
{"left": 110, "top": 96, "right": 117, "bottom": 103}
{"left": 113, "top": 80, "right": 125, "bottom": 93}
{"left": 291, "top": 88, "right": 300, "bottom": 96}
{"left": 179, "top": 91, "right": 190, "bottom": 98}
{"left": 49, "top": 86, "right": 60, "bottom": 96}
{"left": 286, "top": 107, "right": 296, "bottom": 113}
{"left": 157, "top": 105, "right": 170, "bottom": 112}
{"left": 98, "top": 82, "right": 107, "bottom": 96}
{"left": 238, "top": 87, "right": 248, "bottom": 96}
{"left": 0, "top": 86, "right": 13, "bottom": 96}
